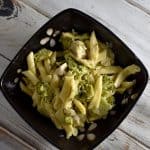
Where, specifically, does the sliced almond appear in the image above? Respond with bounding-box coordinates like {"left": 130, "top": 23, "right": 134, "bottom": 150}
{"left": 77, "top": 134, "right": 85, "bottom": 141}
{"left": 79, "top": 127, "right": 85, "bottom": 132}
{"left": 46, "top": 28, "right": 53, "bottom": 36}
{"left": 131, "top": 93, "right": 138, "bottom": 100}
{"left": 55, "top": 63, "right": 67, "bottom": 76}
{"left": 53, "top": 30, "right": 60, "bottom": 37}
{"left": 40, "top": 37, "right": 50, "bottom": 45}
{"left": 17, "top": 68, "right": 22, "bottom": 74}
{"left": 50, "top": 38, "right": 56, "bottom": 47}
{"left": 88, "top": 123, "right": 97, "bottom": 131}
{"left": 14, "top": 77, "right": 19, "bottom": 83}
{"left": 110, "top": 110, "right": 116, "bottom": 115}
{"left": 87, "top": 133, "right": 96, "bottom": 141}
{"left": 121, "top": 98, "right": 128, "bottom": 105}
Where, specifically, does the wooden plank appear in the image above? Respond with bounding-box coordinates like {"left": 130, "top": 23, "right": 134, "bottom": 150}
{"left": 98, "top": 129, "right": 149, "bottom": 150}
{"left": 0, "top": 126, "right": 35, "bottom": 150}
{"left": 0, "top": 56, "right": 9, "bottom": 77}
{"left": 20, "top": 0, "right": 150, "bottom": 74}
{"left": 0, "top": 0, "right": 48, "bottom": 60}
{"left": 127, "top": 0, "right": 150, "bottom": 15}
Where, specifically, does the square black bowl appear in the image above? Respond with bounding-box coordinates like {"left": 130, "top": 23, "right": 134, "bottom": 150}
{"left": 0, "top": 8, "right": 148, "bottom": 150}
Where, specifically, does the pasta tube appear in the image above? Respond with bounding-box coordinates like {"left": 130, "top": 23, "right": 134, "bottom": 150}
{"left": 22, "top": 70, "right": 39, "bottom": 85}
{"left": 88, "top": 76, "right": 103, "bottom": 110}
{"left": 27, "top": 51, "right": 36, "bottom": 74}
{"left": 114, "top": 64, "right": 140, "bottom": 88}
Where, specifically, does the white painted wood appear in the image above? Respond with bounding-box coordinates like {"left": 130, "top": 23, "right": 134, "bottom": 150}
{"left": 0, "top": 0, "right": 150, "bottom": 149}
{"left": 128, "top": 0, "right": 150, "bottom": 15}
{"left": 0, "top": 126, "right": 35, "bottom": 150}
{"left": 21, "top": 0, "right": 150, "bottom": 74}
{"left": 0, "top": 1, "right": 48, "bottom": 60}
{"left": 99, "top": 129, "right": 149, "bottom": 150}
{"left": 0, "top": 56, "right": 9, "bottom": 77}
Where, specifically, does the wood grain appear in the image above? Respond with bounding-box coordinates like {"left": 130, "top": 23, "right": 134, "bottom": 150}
{"left": 0, "top": 56, "right": 9, "bottom": 76}
{"left": 127, "top": 0, "right": 150, "bottom": 15}
{"left": 99, "top": 129, "right": 149, "bottom": 150}
{"left": 0, "top": 126, "right": 35, "bottom": 150}
{"left": 0, "top": 0, "right": 48, "bottom": 60}
{"left": 20, "top": 0, "right": 150, "bottom": 74}
{"left": 0, "top": 0, "right": 150, "bottom": 149}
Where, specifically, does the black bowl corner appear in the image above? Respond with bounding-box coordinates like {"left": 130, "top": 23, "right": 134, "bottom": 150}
{"left": 0, "top": 8, "right": 149, "bottom": 150}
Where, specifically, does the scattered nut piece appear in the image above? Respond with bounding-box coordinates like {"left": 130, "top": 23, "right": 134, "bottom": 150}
{"left": 55, "top": 63, "right": 67, "bottom": 76}
{"left": 40, "top": 37, "right": 50, "bottom": 45}
{"left": 79, "top": 127, "right": 85, "bottom": 132}
{"left": 87, "top": 133, "right": 96, "bottom": 141}
{"left": 50, "top": 38, "right": 56, "bottom": 47}
{"left": 131, "top": 93, "right": 138, "bottom": 100}
{"left": 53, "top": 30, "right": 60, "bottom": 37}
{"left": 46, "top": 28, "right": 53, "bottom": 36}
{"left": 128, "top": 88, "right": 133, "bottom": 95}
{"left": 14, "top": 77, "right": 19, "bottom": 83}
{"left": 59, "top": 134, "right": 64, "bottom": 138}
{"left": 77, "top": 134, "right": 85, "bottom": 141}
{"left": 88, "top": 123, "right": 97, "bottom": 131}
{"left": 110, "top": 110, "right": 116, "bottom": 115}
{"left": 121, "top": 98, "right": 128, "bottom": 105}
{"left": 17, "top": 69, "right": 22, "bottom": 74}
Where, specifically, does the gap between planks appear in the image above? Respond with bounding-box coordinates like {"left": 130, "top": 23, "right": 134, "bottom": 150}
{"left": 0, "top": 53, "right": 11, "bottom": 61}
{"left": 19, "top": 0, "right": 51, "bottom": 18}
{"left": 18, "top": 0, "right": 150, "bottom": 75}
{"left": 125, "top": 0, "right": 150, "bottom": 16}
{"left": 118, "top": 128, "right": 150, "bottom": 149}
{"left": 20, "top": 0, "right": 150, "bottom": 25}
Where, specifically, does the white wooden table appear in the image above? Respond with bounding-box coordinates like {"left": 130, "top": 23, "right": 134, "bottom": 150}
{"left": 0, "top": 0, "right": 150, "bottom": 149}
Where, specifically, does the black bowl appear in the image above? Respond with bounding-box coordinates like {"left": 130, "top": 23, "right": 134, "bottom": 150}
{"left": 0, "top": 8, "right": 148, "bottom": 150}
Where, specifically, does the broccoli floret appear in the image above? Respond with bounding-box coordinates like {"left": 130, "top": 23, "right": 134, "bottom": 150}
{"left": 34, "top": 48, "right": 52, "bottom": 62}
{"left": 60, "top": 32, "right": 89, "bottom": 50}
{"left": 36, "top": 81, "right": 53, "bottom": 103}
{"left": 78, "top": 74, "right": 94, "bottom": 101}
{"left": 102, "top": 75, "right": 115, "bottom": 97}
{"left": 64, "top": 54, "right": 88, "bottom": 79}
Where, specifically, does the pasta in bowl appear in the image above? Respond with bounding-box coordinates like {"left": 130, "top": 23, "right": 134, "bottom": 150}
{"left": 20, "top": 31, "right": 140, "bottom": 139}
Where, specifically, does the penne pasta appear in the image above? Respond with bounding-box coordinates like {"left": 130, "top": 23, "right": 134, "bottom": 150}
{"left": 19, "top": 81, "right": 32, "bottom": 96}
{"left": 19, "top": 31, "right": 140, "bottom": 139}
{"left": 114, "top": 64, "right": 140, "bottom": 88}
{"left": 73, "top": 99, "right": 86, "bottom": 115}
{"left": 44, "top": 59, "right": 51, "bottom": 74}
{"left": 88, "top": 76, "right": 103, "bottom": 110}
{"left": 27, "top": 51, "right": 36, "bottom": 74}
{"left": 22, "top": 70, "right": 39, "bottom": 85}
